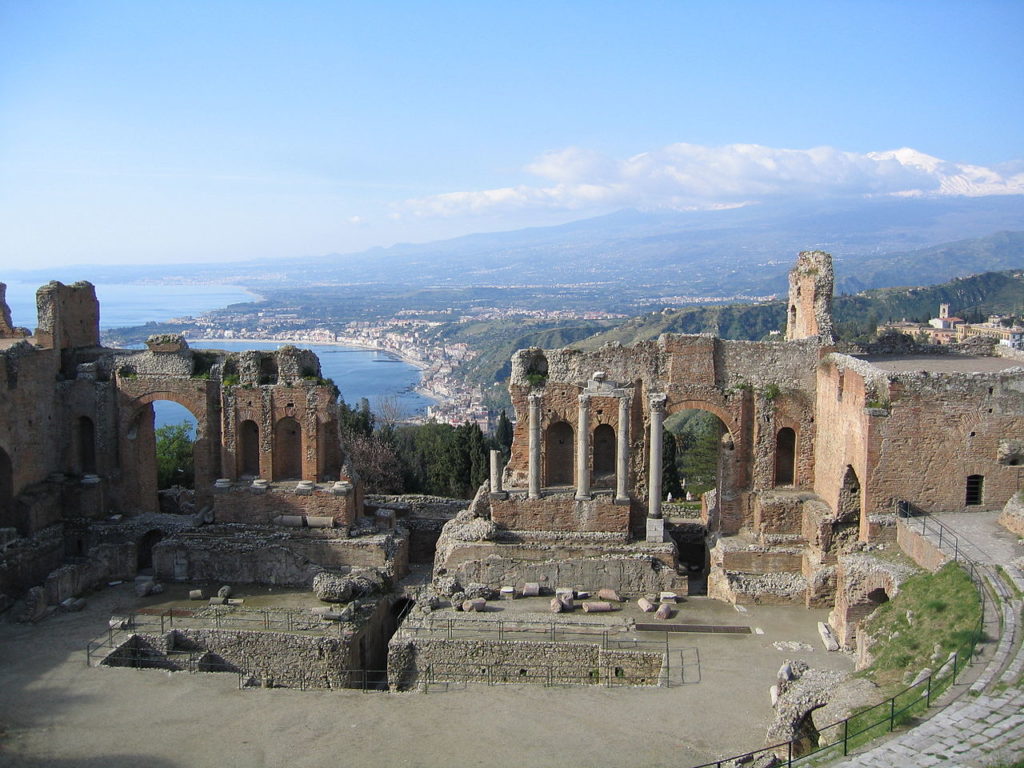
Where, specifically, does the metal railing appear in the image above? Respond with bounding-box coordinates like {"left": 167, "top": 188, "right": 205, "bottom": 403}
{"left": 688, "top": 503, "right": 991, "bottom": 768}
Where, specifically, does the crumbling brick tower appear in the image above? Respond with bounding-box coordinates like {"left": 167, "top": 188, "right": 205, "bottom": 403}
{"left": 786, "top": 250, "right": 835, "bottom": 344}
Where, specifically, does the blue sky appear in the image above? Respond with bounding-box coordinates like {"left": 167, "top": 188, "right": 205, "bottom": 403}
{"left": 1, "top": 1, "right": 1022, "bottom": 269}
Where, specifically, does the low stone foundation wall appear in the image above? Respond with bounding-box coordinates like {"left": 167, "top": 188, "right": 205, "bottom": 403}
{"left": 490, "top": 491, "right": 630, "bottom": 533}
{"left": 213, "top": 485, "right": 358, "bottom": 527}
{"left": 896, "top": 520, "right": 950, "bottom": 572}
{"left": 387, "top": 636, "right": 663, "bottom": 689}
{"left": 0, "top": 526, "right": 64, "bottom": 598}
{"left": 153, "top": 526, "right": 408, "bottom": 586}
{"left": 437, "top": 535, "right": 680, "bottom": 597}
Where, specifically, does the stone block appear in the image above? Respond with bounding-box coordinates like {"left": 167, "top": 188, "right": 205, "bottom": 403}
{"left": 659, "top": 591, "right": 678, "bottom": 603}
{"left": 306, "top": 516, "right": 334, "bottom": 528}
{"left": 549, "top": 597, "right": 564, "bottom": 613}
{"left": 817, "top": 621, "right": 839, "bottom": 651}
{"left": 463, "top": 598, "right": 486, "bottom": 612}
{"left": 637, "top": 597, "right": 656, "bottom": 612}
{"left": 188, "top": 589, "right": 204, "bottom": 600}
{"left": 500, "top": 586, "right": 515, "bottom": 600}
{"left": 646, "top": 517, "right": 666, "bottom": 543}
{"left": 597, "top": 588, "right": 622, "bottom": 602}
{"left": 655, "top": 603, "right": 673, "bottom": 620}
{"left": 522, "top": 582, "right": 541, "bottom": 597}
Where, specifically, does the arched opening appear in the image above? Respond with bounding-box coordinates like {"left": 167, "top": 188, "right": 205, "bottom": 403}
{"left": 137, "top": 529, "right": 163, "bottom": 572}
{"left": 665, "top": 408, "right": 729, "bottom": 594}
{"left": 866, "top": 587, "right": 889, "bottom": 605}
{"left": 239, "top": 420, "right": 261, "bottom": 478}
{"left": 666, "top": 409, "right": 727, "bottom": 503}
{"left": 838, "top": 466, "right": 861, "bottom": 522}
{"left": 965, "top": 474, "right": 984, "bottom": 506}
{"left": 544, "top": 421, "right": 574, "bottom": 487}
{"left": 592, "top": 424, "right": 616, "bottom": 485}
{"left": 273, "top": 417, "right": 303, "bottom": 480}
{"left": 77, "top": 416, "right": 97, "bottom": 474}
{"left": 774, "top": 427, "right": 796, "bottom": 486}
{"left": 152, "top": 402, "right": 196, "bottom": 490}
{"left": 0, "top": 447, "right": 13, "bottom": 530}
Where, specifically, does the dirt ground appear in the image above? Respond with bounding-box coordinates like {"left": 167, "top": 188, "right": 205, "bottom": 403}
{"left": 0, "top": 584, "right": 856, "bottom": 768}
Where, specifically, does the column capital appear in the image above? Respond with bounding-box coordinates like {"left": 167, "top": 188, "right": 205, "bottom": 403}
{"left": 578, "top": 392, "right": 591, "bottom": 405}
{"left": 528, "top": 391, "right": 543, "bottom": 406}
{"left": 649, "top": 393, "right": 667, "bottom": 413}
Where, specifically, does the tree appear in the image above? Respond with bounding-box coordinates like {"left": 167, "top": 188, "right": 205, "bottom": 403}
{"left": 155, "top": 422, "right": 194, "bottom": 489}
{"left": 662, "top": 431, "right": 684, "bottom": 500}
{"left": 495, "top": 409, "right": 513, "bottom": 461}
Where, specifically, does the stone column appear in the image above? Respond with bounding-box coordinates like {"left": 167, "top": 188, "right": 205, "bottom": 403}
{"left": 575, "top": 393, "right": 591, "bottom": 500}
{"left": 489, "top": 449, "right": 504, "bottom": 495}
{"left": 528, "top": 392, "right": 542, "bottom": 499}
{"left": 615, "top": 395, "right": 630, "bottom": 503}
{"left": 647, "top": 393, "right": 667, "bottom": 542}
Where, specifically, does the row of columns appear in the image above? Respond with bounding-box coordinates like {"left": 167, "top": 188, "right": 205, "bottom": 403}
{"left": 523, "top": 390, "right": 665, "bottom": 515}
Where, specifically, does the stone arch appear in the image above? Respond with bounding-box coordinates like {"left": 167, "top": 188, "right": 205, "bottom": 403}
{"left": 0, "top": 446, "right": 13, "bottom": 530}
{"left": 544, "top": 420, "right": 574, "bottom": 487}
{"left": 238, "top": 419, "right": 261, "bottom": 478}
{"left": 273, "top": 417, "right": 303, "bottom": 481}
{"left": 774, "top": 427, "right": 796, "bottom": 486}
{"left": 121, "top": 391, "right": 211, "bottom": 514}
{"left": 663, "top": 400, "right": 738, "bottom": 525}
{"left": 593, "top": 423, "right": 616, "bottom": 482}
{"left": 77, "top": 415, "right": 97, "bottom": 474}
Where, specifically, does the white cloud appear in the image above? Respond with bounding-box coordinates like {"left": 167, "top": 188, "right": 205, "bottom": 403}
{"left": 400, "top": 143, "right": 1024, "bottom": 218}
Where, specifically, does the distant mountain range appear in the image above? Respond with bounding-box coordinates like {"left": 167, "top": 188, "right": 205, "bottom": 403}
{"left": 13, "top": 195, "right": 1024, "bottom": 304}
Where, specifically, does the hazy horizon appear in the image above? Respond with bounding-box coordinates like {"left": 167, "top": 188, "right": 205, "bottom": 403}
{"left": 2, "top": 1, "right": 1022, "bottom": 270}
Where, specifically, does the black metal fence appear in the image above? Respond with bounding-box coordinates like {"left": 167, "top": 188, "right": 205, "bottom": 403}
{"left": 688, "top": 503, "right": 991, "bottom": 768}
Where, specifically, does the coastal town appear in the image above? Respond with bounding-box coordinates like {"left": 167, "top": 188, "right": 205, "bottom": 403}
{"left": 158, "top": 303, "right": 621, "bottom": 431}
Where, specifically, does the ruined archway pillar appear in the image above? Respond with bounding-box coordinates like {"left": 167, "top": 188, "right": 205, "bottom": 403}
{"left": 615, "top": 395, "right": 629, "bottom": 503}
{"left": 528, "top": 392, "right": 542, "bottom": 499}
{"left": 647, "top": 393, "right": 667, "bottom": 542}
{"left": 575, "top": 393, "right": 591, "bottom": 500}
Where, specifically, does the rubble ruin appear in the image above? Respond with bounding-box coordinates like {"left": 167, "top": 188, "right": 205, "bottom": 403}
{"left": 2, "top": 251, "right": 1023, "bottom": 696}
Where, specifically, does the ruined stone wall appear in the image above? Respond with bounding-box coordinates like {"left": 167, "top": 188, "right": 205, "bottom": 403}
{"left": 896, "top": 520, "right": 950, "bottom": 573}
{"left": 490, "top": 492, "right": 629, "bottom": 533}
{"left": 33, "top": 281, "right": 100, "bottom": 351}
{"left": 213, "top": 486, "right": 357, "bottom": 526}
{"left": 152, "top": 527, "right": 407, "bottom": 585}
{"left": 387, "top": 636, "right": 663, "bottom": 688}
{"left": 998, "top": 491, "right": 1024, "bottom": 537}
{"left": 436, "top": 536, "right": 679, "bottom": 596}
{"left": 158, "top": 629, "right": 355, "bottom": 688}
{"left": 812, "top": 359, "right": 874, "bottom": 537}
{"left": 816, "top": 355, "right": 1024, "bottom": 529}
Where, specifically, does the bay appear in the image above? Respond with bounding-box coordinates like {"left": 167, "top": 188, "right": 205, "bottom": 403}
{"left": 2, "top": 279, "right": 433, "bottom": 428}
{"left": 2, "top": 281, "right": 257, "bottom": 330}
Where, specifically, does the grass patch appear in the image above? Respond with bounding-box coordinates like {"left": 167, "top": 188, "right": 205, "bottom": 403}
{"left": 859, "top": 562, "right": 982, "bottom": 695}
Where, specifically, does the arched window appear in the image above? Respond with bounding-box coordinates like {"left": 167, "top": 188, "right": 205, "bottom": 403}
{"left": 78, "top": 416, "right": 97, "bottom": 474}
{"left": 774, "top": 427, "right": 796, "bottom": 486}
{"left": 965, "top": 475, "right": 984, "bottom": 506}
{"left": 544, "top": 421, "right": 574, "bottom": 487}
{"left": 273, "top": 417, "right": 303, "bottom": 480}
{"left": 593, "top": 424, "right": 616, "bottom": 480}
{"left": 239, "top": 420, "right": 260, "bottom": 477}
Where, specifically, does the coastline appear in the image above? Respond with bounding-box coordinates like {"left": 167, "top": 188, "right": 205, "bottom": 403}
{"left": 184, "top": 335, "right": 445, "bottom": 407}
{"left": 185, "top": 335, "right": 428, "bottom": 371}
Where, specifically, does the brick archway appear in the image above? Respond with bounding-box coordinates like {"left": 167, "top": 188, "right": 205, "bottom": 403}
{"left": 117, "top": 383, "right": 219, "bottom": 514}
